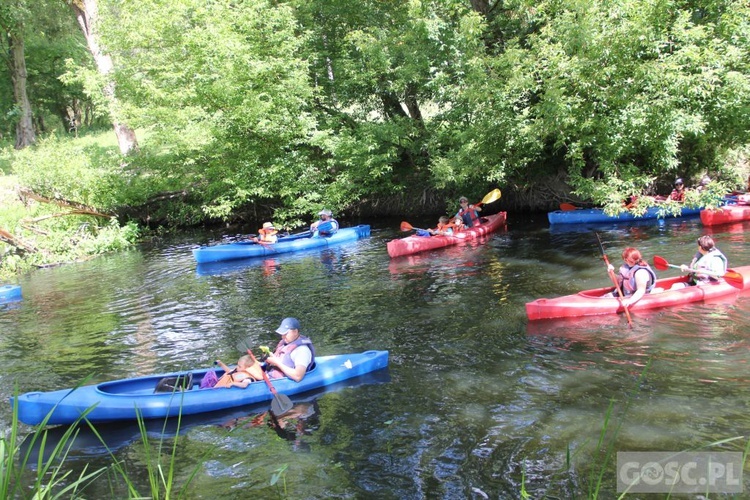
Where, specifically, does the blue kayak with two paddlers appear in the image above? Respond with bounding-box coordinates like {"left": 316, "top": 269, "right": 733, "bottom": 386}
{"left": 192, "top": 224, "right": 371, "bottom": 264}
{"left": 12, "top": 350, "right": 389, "bottom": 426}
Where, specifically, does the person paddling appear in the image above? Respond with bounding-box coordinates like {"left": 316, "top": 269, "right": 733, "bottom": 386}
{"left": 310, "top": 209, "right": 339, "bottom": 236}
{"left": 605, "top": 247, "right": 657, "bottom": 307}
{"left": 456, "top": 196, "right": 482, "bottom": 228}
{"left": 673, "top": 235, "right": 728, "bottom": 287}
{"left": 428, "top": 216, "right": 454, "bottom": 236}
{"left": 266, "top": 317, "right": 316, "bottom": 382}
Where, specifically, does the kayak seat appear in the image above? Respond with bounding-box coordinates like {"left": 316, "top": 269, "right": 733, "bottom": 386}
{"left": 154, "top": 372, "right": 194, "bottom": 393}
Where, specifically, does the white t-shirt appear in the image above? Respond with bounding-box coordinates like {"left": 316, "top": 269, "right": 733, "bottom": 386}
{"left": 290, "top": 345, "right": 312, "bottom": 369}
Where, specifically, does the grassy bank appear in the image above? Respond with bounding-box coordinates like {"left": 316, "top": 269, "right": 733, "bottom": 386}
{"left": 0, "top": 134, "right": 142, "bottom": 280}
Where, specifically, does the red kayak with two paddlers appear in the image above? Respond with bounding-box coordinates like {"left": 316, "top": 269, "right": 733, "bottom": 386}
{"left": 525, "top": 259, "right": 750, "bottom": 321}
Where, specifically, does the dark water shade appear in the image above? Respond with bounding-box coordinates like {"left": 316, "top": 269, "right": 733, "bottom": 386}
{"left": 3, "top": 213, "right": 750, "bottom": 497}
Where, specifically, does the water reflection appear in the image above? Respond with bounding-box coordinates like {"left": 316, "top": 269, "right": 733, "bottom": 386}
{"left": 6, "top": 214, "right": 750, "bottom": 497}
{"left": 222, "top": 400, "right": 320, "bottom": 452}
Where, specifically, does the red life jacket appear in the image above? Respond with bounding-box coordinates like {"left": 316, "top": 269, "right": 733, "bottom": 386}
{"left": 457, "top": 207, "right": 480, "bottom": 227}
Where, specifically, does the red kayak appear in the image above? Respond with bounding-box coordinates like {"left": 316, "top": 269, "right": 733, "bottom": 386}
{"left": 525, "top": 265, "right": 750, "bottom": 320}
{"left": 387, "top": 212, "right": 507, "bottom": 258}
{"left": 701, "top": 204, "right": 750, "bottom": 226}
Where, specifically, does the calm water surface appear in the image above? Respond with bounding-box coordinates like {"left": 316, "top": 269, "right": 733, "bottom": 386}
{"left": 2, "top": 213, "right": 750, "bottom": 498}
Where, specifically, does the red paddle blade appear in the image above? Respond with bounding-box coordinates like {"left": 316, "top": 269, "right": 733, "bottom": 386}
{"left": 652, "top": 255, "right": 669, "bottom": 271}
{"left": 723, "top": 270, "right": 744, "bottom": 289}
{"left": 560, "top": 203, "right": 578, "bottom": 211}
{"left": 400, "top": 221, "right": 414, "bottom": 231}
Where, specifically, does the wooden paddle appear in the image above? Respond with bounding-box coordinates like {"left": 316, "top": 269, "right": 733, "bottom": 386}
{"left": 652, "top": 255, "right": 744, "bottom": 289}
{"left": 237, "top": 339, "right": 293, "bottom": 416}
{"left": 595, "top": 232, "right": 633, "bottom": 328}
{"left": 560, "top": 203, "right": 578, "bottom": 211}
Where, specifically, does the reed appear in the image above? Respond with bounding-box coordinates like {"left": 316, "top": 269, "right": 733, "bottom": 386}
{"left": 3, "top": 386, "right": 106, "bottom": 498}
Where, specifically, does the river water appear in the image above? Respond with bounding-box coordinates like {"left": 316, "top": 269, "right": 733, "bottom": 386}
{"left": 2, "top": 212, "right": 750, "bottom": 498}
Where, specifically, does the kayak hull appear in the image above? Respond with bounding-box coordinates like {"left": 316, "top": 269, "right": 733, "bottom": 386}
{"left": 0, "top": 284, "right": 21, "bottom": 303}
{"left": 548, "top": 206, "right": 701, "bottom": 225}
{"left": 525, "top": 266, "right": 750, "bottom": 320}
{"left": 387, "top": 212, "right": 507, "bottom": 258}
{"left": 192, "top": 225, "right": 371, "bottom": 264}
{"left": 12, "top": 350, "right": 389, "bottom": 426}
{"left": 700, "top": 205, "right": 750, "bottom": 226}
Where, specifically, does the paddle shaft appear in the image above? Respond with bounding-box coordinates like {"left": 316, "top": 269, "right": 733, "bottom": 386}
{"left": 247, "top": 350, "right": 280, "bottom": 397}
{"left": 659, "top": 261, "right": 728, "bottom": 278}
{"left": 596, "top": 233, "right": 633, "bottom": 327}
{"left": 652, "top": 255, "right": 743, "bottom": 288}
{"left": 247, "top": 349, "right": 293, "bottom": 415}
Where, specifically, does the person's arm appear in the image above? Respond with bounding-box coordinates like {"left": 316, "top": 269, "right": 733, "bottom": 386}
{"left": 624, "top": 269, "right": 650, "bottom": 307}
{"left": 231, "top": 378, "right": 252, "bottom": 388}
{"left": 472, "top": 204, "right": 482, "bottom": 213}
{"left": 265, "top": 347, "right": 311, "bottom": 382}
{"left": 265, "top": 355, "right": 307, "bottom": 382}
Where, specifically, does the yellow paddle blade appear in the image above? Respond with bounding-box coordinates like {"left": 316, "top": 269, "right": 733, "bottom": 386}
{"left": 480, "top": 188, "right": 502, "bottom": 205}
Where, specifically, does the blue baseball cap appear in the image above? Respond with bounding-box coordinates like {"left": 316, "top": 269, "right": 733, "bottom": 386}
{"left": 276, "top": 317, "right": 300, "bottom": 334}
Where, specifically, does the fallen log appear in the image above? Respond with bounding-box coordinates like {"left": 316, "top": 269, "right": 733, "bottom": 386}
{"left": 0, "top": 228, "right": 38, "bottom": 253}
{"left": 18, "top": 187, "right": 113, "bottom": 218}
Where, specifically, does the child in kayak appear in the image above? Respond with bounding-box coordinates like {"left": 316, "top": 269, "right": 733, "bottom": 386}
{"left": 428, "top": 216, "right": 454, "bottom": 236}
{"left": 207, "top": 355, "right": 264, "bottom": 389}
{"left": 252, "top": 222, "right": 278, "bottom": 244}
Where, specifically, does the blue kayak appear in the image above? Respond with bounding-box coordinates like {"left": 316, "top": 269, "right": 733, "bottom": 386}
{"left": 0, "top": 284, "right": 21, "bottom": 303}
{"left": 548, "top": 205, "right": 702, "bottom": 225}
{"left": 12, "top": 350, "right": 389, "bottom": 426}
{"left": 192, "top": 225, "right": 371, "bottom": 264}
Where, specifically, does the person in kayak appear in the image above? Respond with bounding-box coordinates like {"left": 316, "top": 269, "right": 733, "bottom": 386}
{"left": 605, "top": 247, "right": 657, "bottom": 307}
{"left": 676, "top": 235, "right": 728, "bottom": 286}
{"left": 456, "top": 196, "right": 482, "bottom": 227}
{"left": 266, "top": 317, "right": 316, "bottom": 382}
{"left": 452, "top": 215, "right": 465, "bottom": 232}
{"left": 210, "top": 355, "right": 264, "bottom": 389}
{"left": 669, "top": 178, "right": 686, "bottom": 201}
{"left": 252, "top": 222, "right": 278, "bottom": 244}
{"left": 428, "top": 216, "right": 454, "bottom": 236}
{"left": 310, "top": 209, "right": 339, "bottom": 236}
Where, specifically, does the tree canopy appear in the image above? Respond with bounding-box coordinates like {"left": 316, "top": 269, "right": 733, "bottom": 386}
{"left": 2, "top": 0, "right": 749, "bottom": 225}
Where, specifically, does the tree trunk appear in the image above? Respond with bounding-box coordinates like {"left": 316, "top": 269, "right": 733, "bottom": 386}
{"left": 69, "top": 0, "right": 138, "bottom": 155}
{"left": 9, "top": 31, "right": 36, "bottom": 149}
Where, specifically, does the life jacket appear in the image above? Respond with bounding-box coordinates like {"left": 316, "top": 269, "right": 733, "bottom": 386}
{"left": 213, "top": 365, "right": 262, "bottom": 388}
{"left": 268, "top": 335, "right": 316, "bottom": 379}
{"left": 457, "top": 207, "right": 480, "bottom": 227}
{"left": 431, "top": 222, "right": 454, "bottom": 235}
{"left": 691, "top": 248, "right": 728, "bottom": 283}
{"left": 618, "top": 262, "right": 657, "bottom": 296}
{"left": 669, "top": 189, "right": 685, "bottom": 202}
{"left": 314, "top": 219, "right": 339, "bottom": 237}
{"left": 258, "top": 227, "right": 278, "bottom": 243}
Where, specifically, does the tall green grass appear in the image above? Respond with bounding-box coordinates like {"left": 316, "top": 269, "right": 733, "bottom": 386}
{"left": 3, "top": 386, "right": 106, "bottom": 498}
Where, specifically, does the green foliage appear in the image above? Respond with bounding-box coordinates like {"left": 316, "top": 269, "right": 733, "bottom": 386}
{"left": 1, "top": 386, "right": 107, "bottom": 498}
{"left": 3, "top": 0, "right": 750, "bottom": 229}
